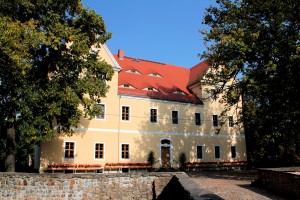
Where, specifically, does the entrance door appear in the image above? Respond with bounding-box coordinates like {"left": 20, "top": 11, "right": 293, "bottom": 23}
{"left": 161, "top": 146, "right": 171, "bottom": 168}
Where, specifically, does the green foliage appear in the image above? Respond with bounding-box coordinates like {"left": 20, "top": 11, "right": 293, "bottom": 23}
{"left": 179, "top": 152, "right": 187, "bottom": 167}
{"left": 147, "top": 151, "right": 155, "bottom": 167}
{"left": 0, "top": 0, "right": 114, "bottom": 170}
{"left": 202, "top": 0, "right": 300, "bottom": 165}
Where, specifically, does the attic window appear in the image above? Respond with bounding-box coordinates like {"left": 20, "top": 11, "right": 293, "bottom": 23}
{"left": 120, "top": 84, "right": 135, "bottom": 89}
{"left": 143, "top": 87, "right": 159, "bottom": 92}
{"left": 173, "top": 90, "right": 186, "bottom": 95}
{"left": 148, "top": 73, "right": 162, "bottom": 78}
{"left": 132, "top": 58, "right": 139, "bottom": 62}
{"left": 126, "top": 69, "right": 141, "bottom": 75}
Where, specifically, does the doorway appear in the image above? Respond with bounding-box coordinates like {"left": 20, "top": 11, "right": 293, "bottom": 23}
{"left": 160, "top": 139, "right": 172, "bottom": 168}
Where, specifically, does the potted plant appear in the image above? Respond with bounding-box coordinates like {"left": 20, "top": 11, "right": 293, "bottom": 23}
{"left": 147, "top": 150, "right": 156, "bottom": 172}
{"left": 179, "top": 152, "right": 187, "bottom": 171}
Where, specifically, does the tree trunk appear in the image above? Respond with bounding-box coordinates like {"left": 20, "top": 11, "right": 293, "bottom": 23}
{"left": 5, "top": 128, "right": 15, "bottom": 172}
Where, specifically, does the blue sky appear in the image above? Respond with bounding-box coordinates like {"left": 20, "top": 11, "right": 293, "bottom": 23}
{"left": 82, "top": 0, "right": 217, "bottom": 68}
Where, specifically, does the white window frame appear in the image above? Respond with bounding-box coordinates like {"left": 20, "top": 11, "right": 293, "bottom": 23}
{"left": 214, "top": 145, "right": 221, "bottom": 160}
{"left": 171, "top": 110, "right": 179, "bottom": 125}
{"left": 150, "top": 108, "right": 158, "bottom": 124}
{"left": 212, "top": 114, "right": 219, "bottom": 127}
{"left": 210, "top": 89, "right": 218, "bottom": 101}
{"left": 196, "top": 145, "right": 204, "bottom": 160}
{"left": 120, "top": 143, "right": 130, "bottom": 160}
{"left": 64, "top": 141, "right": 76, "bottom": 160}
{"left": 121, "top": 105, "right": 131, "bottom": 122}
{"left": 95, "top": 103, "right": 106, "bottom": 120}
{"left": 94, "top": 142, "right": 105, "bottom": 160}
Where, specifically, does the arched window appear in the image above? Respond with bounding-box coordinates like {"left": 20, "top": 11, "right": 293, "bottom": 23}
{"left": 161, "top": 139, "right": 171, "bottom": 145}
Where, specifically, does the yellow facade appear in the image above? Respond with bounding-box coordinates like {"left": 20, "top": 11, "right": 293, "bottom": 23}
{"left": 40, "top": 44, "right": 247, "bottom": 172}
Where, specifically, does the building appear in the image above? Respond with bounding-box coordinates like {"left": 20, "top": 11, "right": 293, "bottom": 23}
{"left": 39, "top": 44, "right": 247, "bottom": 172}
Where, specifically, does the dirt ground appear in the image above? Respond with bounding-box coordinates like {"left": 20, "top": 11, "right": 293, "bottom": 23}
{"left": 187, "top": 170, "right": 288, "bottom": 200}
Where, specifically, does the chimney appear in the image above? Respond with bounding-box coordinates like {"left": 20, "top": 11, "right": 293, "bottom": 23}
{"left": 118, "top": 49, "right": 124, "bottom": 60}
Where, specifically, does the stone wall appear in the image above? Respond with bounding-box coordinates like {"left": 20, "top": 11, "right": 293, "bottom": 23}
{"left": 256, "top": 167, "right": 300, "bottom": 199}
{"left": 0, "top": 172, "right": 220, "bottom": 200}
{"left": 0, "top": 172, "right": 175, "bottom": 200}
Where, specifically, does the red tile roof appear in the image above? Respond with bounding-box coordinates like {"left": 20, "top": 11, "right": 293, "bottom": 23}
{"left": 188, "top": 61, "right": 210, "bottom": 87}
{"left": 113, "top": 53, "right": 209, "bottom": 104}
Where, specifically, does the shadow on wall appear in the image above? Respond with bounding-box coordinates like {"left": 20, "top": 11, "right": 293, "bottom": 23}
{"left": 156, "top": 176, "right": 192, "bottom": 200}
{"left": 155, "top": 175, "right": 224, "bottom": 200}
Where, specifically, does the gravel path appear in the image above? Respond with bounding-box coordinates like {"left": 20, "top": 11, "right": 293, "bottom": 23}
{"left": 188, "top": 170, "right": 287, "bottom": 200}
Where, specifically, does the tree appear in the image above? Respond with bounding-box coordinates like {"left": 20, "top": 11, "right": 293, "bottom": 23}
{"left": 0, "top": 0, "right": 114, "bottom": 171}
{"left": 201, "top": 0, "right": 300, "bottom": 165}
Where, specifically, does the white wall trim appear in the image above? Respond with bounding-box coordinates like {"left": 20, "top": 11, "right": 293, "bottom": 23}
{"left": 70, "top": 127, "right": 245, "bottom": 138}
{"left": 102, "top": 44, "right": 122, "bottom": 71}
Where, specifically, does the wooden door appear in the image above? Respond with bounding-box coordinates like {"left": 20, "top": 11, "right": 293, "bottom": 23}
{"left": 161, "top": 146, "right": 170, "bottom": 168}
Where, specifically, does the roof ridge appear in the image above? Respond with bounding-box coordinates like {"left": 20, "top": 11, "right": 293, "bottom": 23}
{"left": 124, "top": 56, "right": 166, "bottom": 65}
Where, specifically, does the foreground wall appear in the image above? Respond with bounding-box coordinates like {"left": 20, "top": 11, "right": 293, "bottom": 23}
{"left": 0, "top": 172, "right": 221, "bottom": 200}
{"left": 256, "top": 168, "right": 300, "bottom": 199}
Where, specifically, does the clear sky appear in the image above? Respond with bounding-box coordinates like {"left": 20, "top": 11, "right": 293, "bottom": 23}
{"left": 81, "top": 0, "right": 217, "bottom": 68}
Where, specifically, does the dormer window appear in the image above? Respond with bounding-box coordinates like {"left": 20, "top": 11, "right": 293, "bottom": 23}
{"left": 126, "top": 69, "right": 141, "bottom": 75}
{"left": 143, "top": 87, "right": 159, "bottom": 92}
{"left": 148, "top": 73, "right": 162, "bottom": 78}
{"left": 173, "top": 90, "right": 186, "bottom": 95}
{"left": 120, "top": 84, "right": 135, "bottom": 89}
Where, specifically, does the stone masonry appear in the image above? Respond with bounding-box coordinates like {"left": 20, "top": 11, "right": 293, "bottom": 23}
{"left": 0, "top": 172, "right": 178, "bottom": 200}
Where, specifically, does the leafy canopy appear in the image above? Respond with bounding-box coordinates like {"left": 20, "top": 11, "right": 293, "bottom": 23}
{"left": 202, "top": 0, "right": 300, "bottom": 163}
{"left": 0, "top": 0, "right": 114, "bottom": 143}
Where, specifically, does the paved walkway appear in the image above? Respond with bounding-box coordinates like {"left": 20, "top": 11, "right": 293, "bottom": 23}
{"left": 188, "top": 170, "right": 287, "bottom": 200}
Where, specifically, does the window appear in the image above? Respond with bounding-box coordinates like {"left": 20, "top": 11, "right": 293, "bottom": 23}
{"left": 172, "top": 111, "right": 179, "bottom": 124}
{"left": 213, "top": 115, "right": 218, "bottom": 127}
{"left": 173, "top": 90, "right": 186, "bottom": 95}
{"left": 122, "top": 106, "right": 130, "bottom": 121}
{"left": 210, "top": 89, "right": 217, "bottom": 100}
{"left": 121, "top": 144, "right": 129, "bottom": 159}
{"left": 231, "top": 146, "right": 237, "bottom": 159}
{"left": 64, "top": 142, "right": 75, "bottom": 159}
{"left": 214, "top": 146, "right": 221, "bottom": 159}
{"left": 95, "top": 104, "right": 105, "bottom": 119}
{"left": 95, "top": 143, "right": 104, "bottom": 159}
{"left": 196, "top": 145, "right": 203, "bottom": 159}
{"left": 150, "top": 109, "right": 157, "bottom": 123}
{"left": 148, "top": 73, "right": 162, "bottom": 77}
{"left": 228, "top": 116, "right": 234, "bottom": 127}
{"left": 195, "top": 113, "right": 201, "bottom": 126}
{"left": 161, "top": 139, "right": 171, "bottom": 145}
